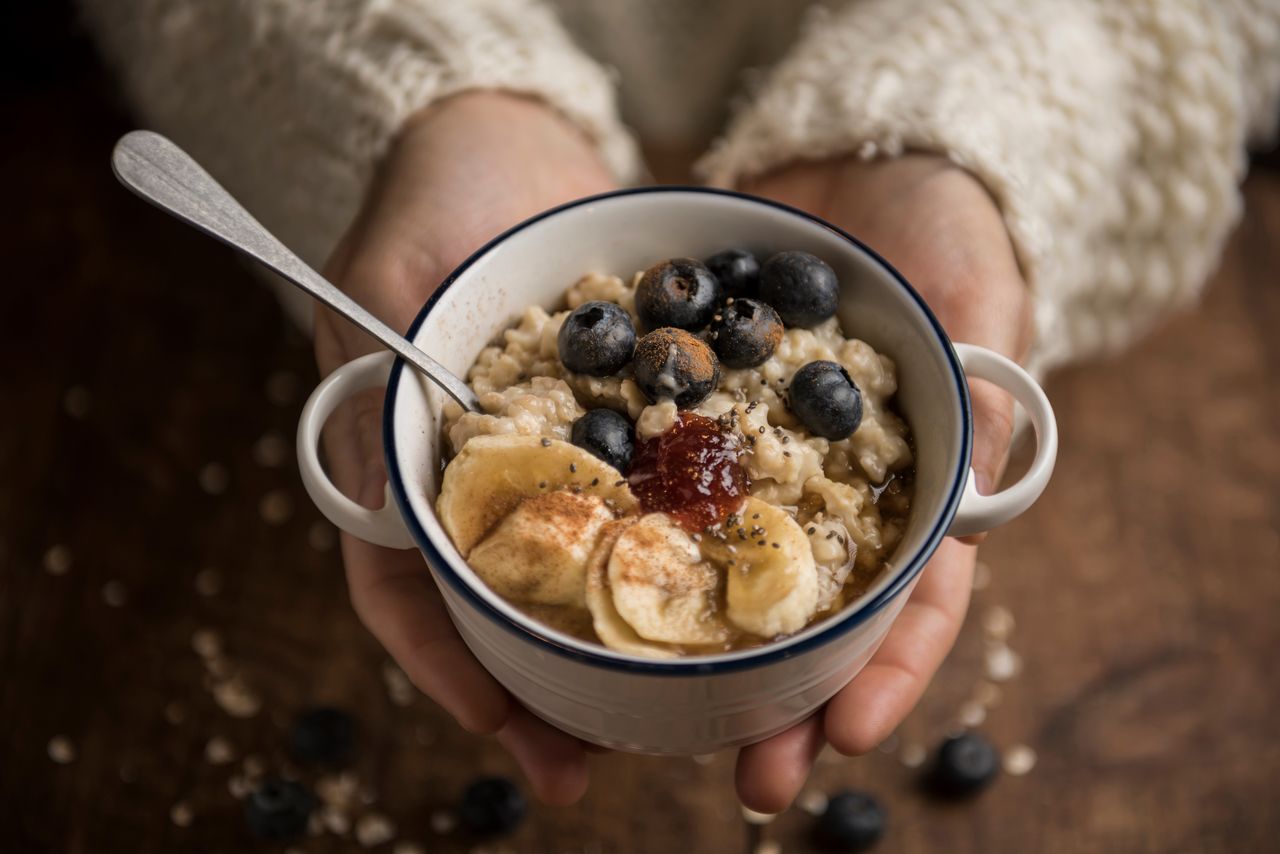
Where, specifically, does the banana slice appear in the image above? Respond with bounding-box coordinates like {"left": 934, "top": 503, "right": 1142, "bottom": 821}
{"left": 607, "top": 514, "right": 731, "bottom": 646}
{"left": 468, "top": 490, "right": 614, "bottom": 608}
{"left": 704, "top": 497, "right": 819, "bottom": 637}
{"left": 584, "top": 518, "right": 679, "bottom": 659}
{"left": 437, "top": 435, "right": 638, "bottom": 556}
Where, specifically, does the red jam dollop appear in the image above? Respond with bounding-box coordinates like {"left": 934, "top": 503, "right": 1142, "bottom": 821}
{"left": 627, "top": 412, "right": 750, "bottom": 532}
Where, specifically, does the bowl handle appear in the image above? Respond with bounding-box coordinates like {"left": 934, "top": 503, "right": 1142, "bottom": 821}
{"left": 297, "top": 351, "right": 416, "bottom": 549}
{"left": 946, "top": 343, "right": 1058, "bottom": 538}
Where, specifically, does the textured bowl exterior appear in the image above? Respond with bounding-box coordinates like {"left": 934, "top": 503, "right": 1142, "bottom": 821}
{"left": 437, "top": 572, "right": 914, "bottom": 752}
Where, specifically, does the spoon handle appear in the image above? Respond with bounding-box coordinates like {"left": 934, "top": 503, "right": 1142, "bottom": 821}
{"left": 111, "top": 130, "right": 480, "bottom": 412}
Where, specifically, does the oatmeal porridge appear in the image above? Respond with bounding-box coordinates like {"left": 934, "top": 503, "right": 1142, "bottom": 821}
{"left": 436, "top": 249, "right": 914, "bottom": 658}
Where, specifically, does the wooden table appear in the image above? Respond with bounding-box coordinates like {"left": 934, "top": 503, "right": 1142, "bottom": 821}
{"left": 3, "top": 10, "right": 1278, "bottom": 853}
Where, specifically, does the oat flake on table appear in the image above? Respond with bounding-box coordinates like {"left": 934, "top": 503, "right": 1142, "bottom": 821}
{"left": 211, "top": 674, "right": 261, "bottom": 718}
{"left": 191, "top": 628, "right": 221, "bottom": 659}
{"left": 429, "top": 810, "right": 457, "bottom": 834}
{"left": 308, "top": 520, "right": 337, "bottom": 551}
{"left": 170, "top": 801, "right": 193, "bottom": 827}
{"left": 198, "top": 462, "right": 230, "bottom": 495}
{"left": 982, "top": 605, "right": 1016, "bottom": 640}
{"left": 1004, "top": 744, "right": 1038, "bottom": 776}
{"left": 972, "top": 680, "right": 1003, "bottom": 708}
{"left": 163, "top": 700, "right": 186, "bottom": 725}
{"left": 797, "top": 789, "right": 828, "bottom": 816}
{"left": 48, "top": 736, "right": 75, "bottom": 764}
{"left": 204, "top": 656, "right": 231, "bottom": 679}
{"left": 259, "top": 490, "right": 294, "bottom": 525}
{"left": 242, "top": 754, "right": 265, "bottom": 778}
{"left": 899, "top": 742, "right": 927, "bottom": 768}
{"left": 322, "top": 806, "right": 351, "bottom": 835}
{"left": 957, "top": 700, "right": 987, "bottom": 728}
{"left": 228, "top": 775, "right": 250, "bottom": 799}
{"left": 317, "top": 772, "right": 359, "bottom": 808}
{"left": 382, "top": 662, "right": 415, "bottom": 707}
{"left": 984, "top": 644, "right": 1023, "bottom": 682}
{"left": 102, "top": 580, "right": 128, "bottom": 607}
{"left": 754, "top": 842, "right": 782, "bottom": 854}
{"left": 253, "top": 431, "right": 289, "bottom": 468}
{"left": 204, "top": 736, "right": 235, "bottom": 765}
{"left": 355, "top": 813, "right": 397, "bottom": 847}
{"left": 43, "top": 544, "right": 72, "bottom": 575}
{"left": 195, "top": 568, "right": 222, "bottom": 596}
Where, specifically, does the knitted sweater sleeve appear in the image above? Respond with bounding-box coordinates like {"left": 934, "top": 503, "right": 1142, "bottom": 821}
{"left": 80, "top": 0, "right": 641, "bottom": 274}
{"left": 700, "top": 0, "right": 1280, "bottom": 374}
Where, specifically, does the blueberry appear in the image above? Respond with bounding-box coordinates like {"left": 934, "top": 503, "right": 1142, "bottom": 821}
{"left": 709, "top": 298, "right": 782, "bottom": 369}
{"left": 704, "top": 248, "right": 760, "bottom": 297}
{"left": 925, "top": 733, "right": 1000, "bottom": 798}
{"left": 571, "top": 409, "right": 635, "bottom": 472}
{"left": 633, "top": 327, "right": 720, "bottom": 408}
{"left": 288, "top": 706, "right": 354, "bottom": 767}
{"left": 459, "top": 776, "right": 526, "bottom": 836}
{"left": 635, "top": 258, "right": 722, "bottom": 331}
{"left": 245, "top": 777, "right": 317, "bottom": 840}
{"left": 788, "top": 361, "right": 863, "bottom": 440}
{"left": 759, "top": 250, "right": 839, "bottom": 328}
{"left": 813, "top": 790, "right": 885, "bottom": 851}
{"left": 557, "top": 301, "right": 636, "bottom": 377}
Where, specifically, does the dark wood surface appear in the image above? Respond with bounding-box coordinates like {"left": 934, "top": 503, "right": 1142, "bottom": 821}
{"left": 3, "top": 11, "right": 1279, "bottom": 854}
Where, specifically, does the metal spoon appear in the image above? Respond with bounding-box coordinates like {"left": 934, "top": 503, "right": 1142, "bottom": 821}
{"left": 110, "top": 129, "right": 480, "bottom": 412}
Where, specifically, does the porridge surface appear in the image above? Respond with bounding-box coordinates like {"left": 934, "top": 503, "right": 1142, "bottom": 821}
{"left": 441, "top": 268, "right": 914, "bottom": 652}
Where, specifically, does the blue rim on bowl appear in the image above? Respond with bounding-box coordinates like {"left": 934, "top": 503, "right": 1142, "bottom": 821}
{"left": 383, "top": 186, "right": 972, "bottom": 675}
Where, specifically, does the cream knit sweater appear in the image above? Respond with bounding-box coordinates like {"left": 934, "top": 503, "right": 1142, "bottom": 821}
{"left": 82, "top": 0, "right": 1280, "bottom": 374}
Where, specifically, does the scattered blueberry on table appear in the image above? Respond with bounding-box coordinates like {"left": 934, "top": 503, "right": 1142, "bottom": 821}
{"left": 571, "top": 408, "right": 635, "bottom": 472}
{"left": 635, "top": 258, "right": 722, "bottom": 331}
{"left": 459, "top": 776, "right": 527, "bottom": 836}
{"left": 814, "top": 790, "right": 886, "bottom": 851}
{"left": 925, "top": 733, "right": 1001, "bottom": 798}
{"left": 632, "top": 327, "right": 720, "bottom": 408}
{"left": 288, "top": 706, "right": 355, "bottom": 767}
{"left": 759, "top": 250, "right": 840, "bottom": 328}
{"left": 244, "top": 777, "right": 317, "bottom": 840}
{"left": 709, "top": 297, "right": 783, "bottom": 369}
{"left": 788, "top": 360, "right": 864, "bottom": 440}
{"left": 557, "top": 300, "right": 637, "bottom": 377}
{"left": 704, "top": 247, "right": 760, "bottom": 298}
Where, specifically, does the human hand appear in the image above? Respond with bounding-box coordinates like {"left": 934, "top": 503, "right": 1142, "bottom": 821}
{"left": 314, "top": 91, "right": 616, "bottom": 805}
{"left": 733, "top": 155, "right": 1033, "bottom": 811}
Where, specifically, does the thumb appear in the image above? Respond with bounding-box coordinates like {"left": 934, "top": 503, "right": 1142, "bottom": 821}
{"left": 957, "top": 376, "right": 1017, "bottom": 546}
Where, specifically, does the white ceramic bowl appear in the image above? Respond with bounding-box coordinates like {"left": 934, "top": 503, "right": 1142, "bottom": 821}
{"left": 297, "top": 188, "right": 1056, "bottom": 754}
